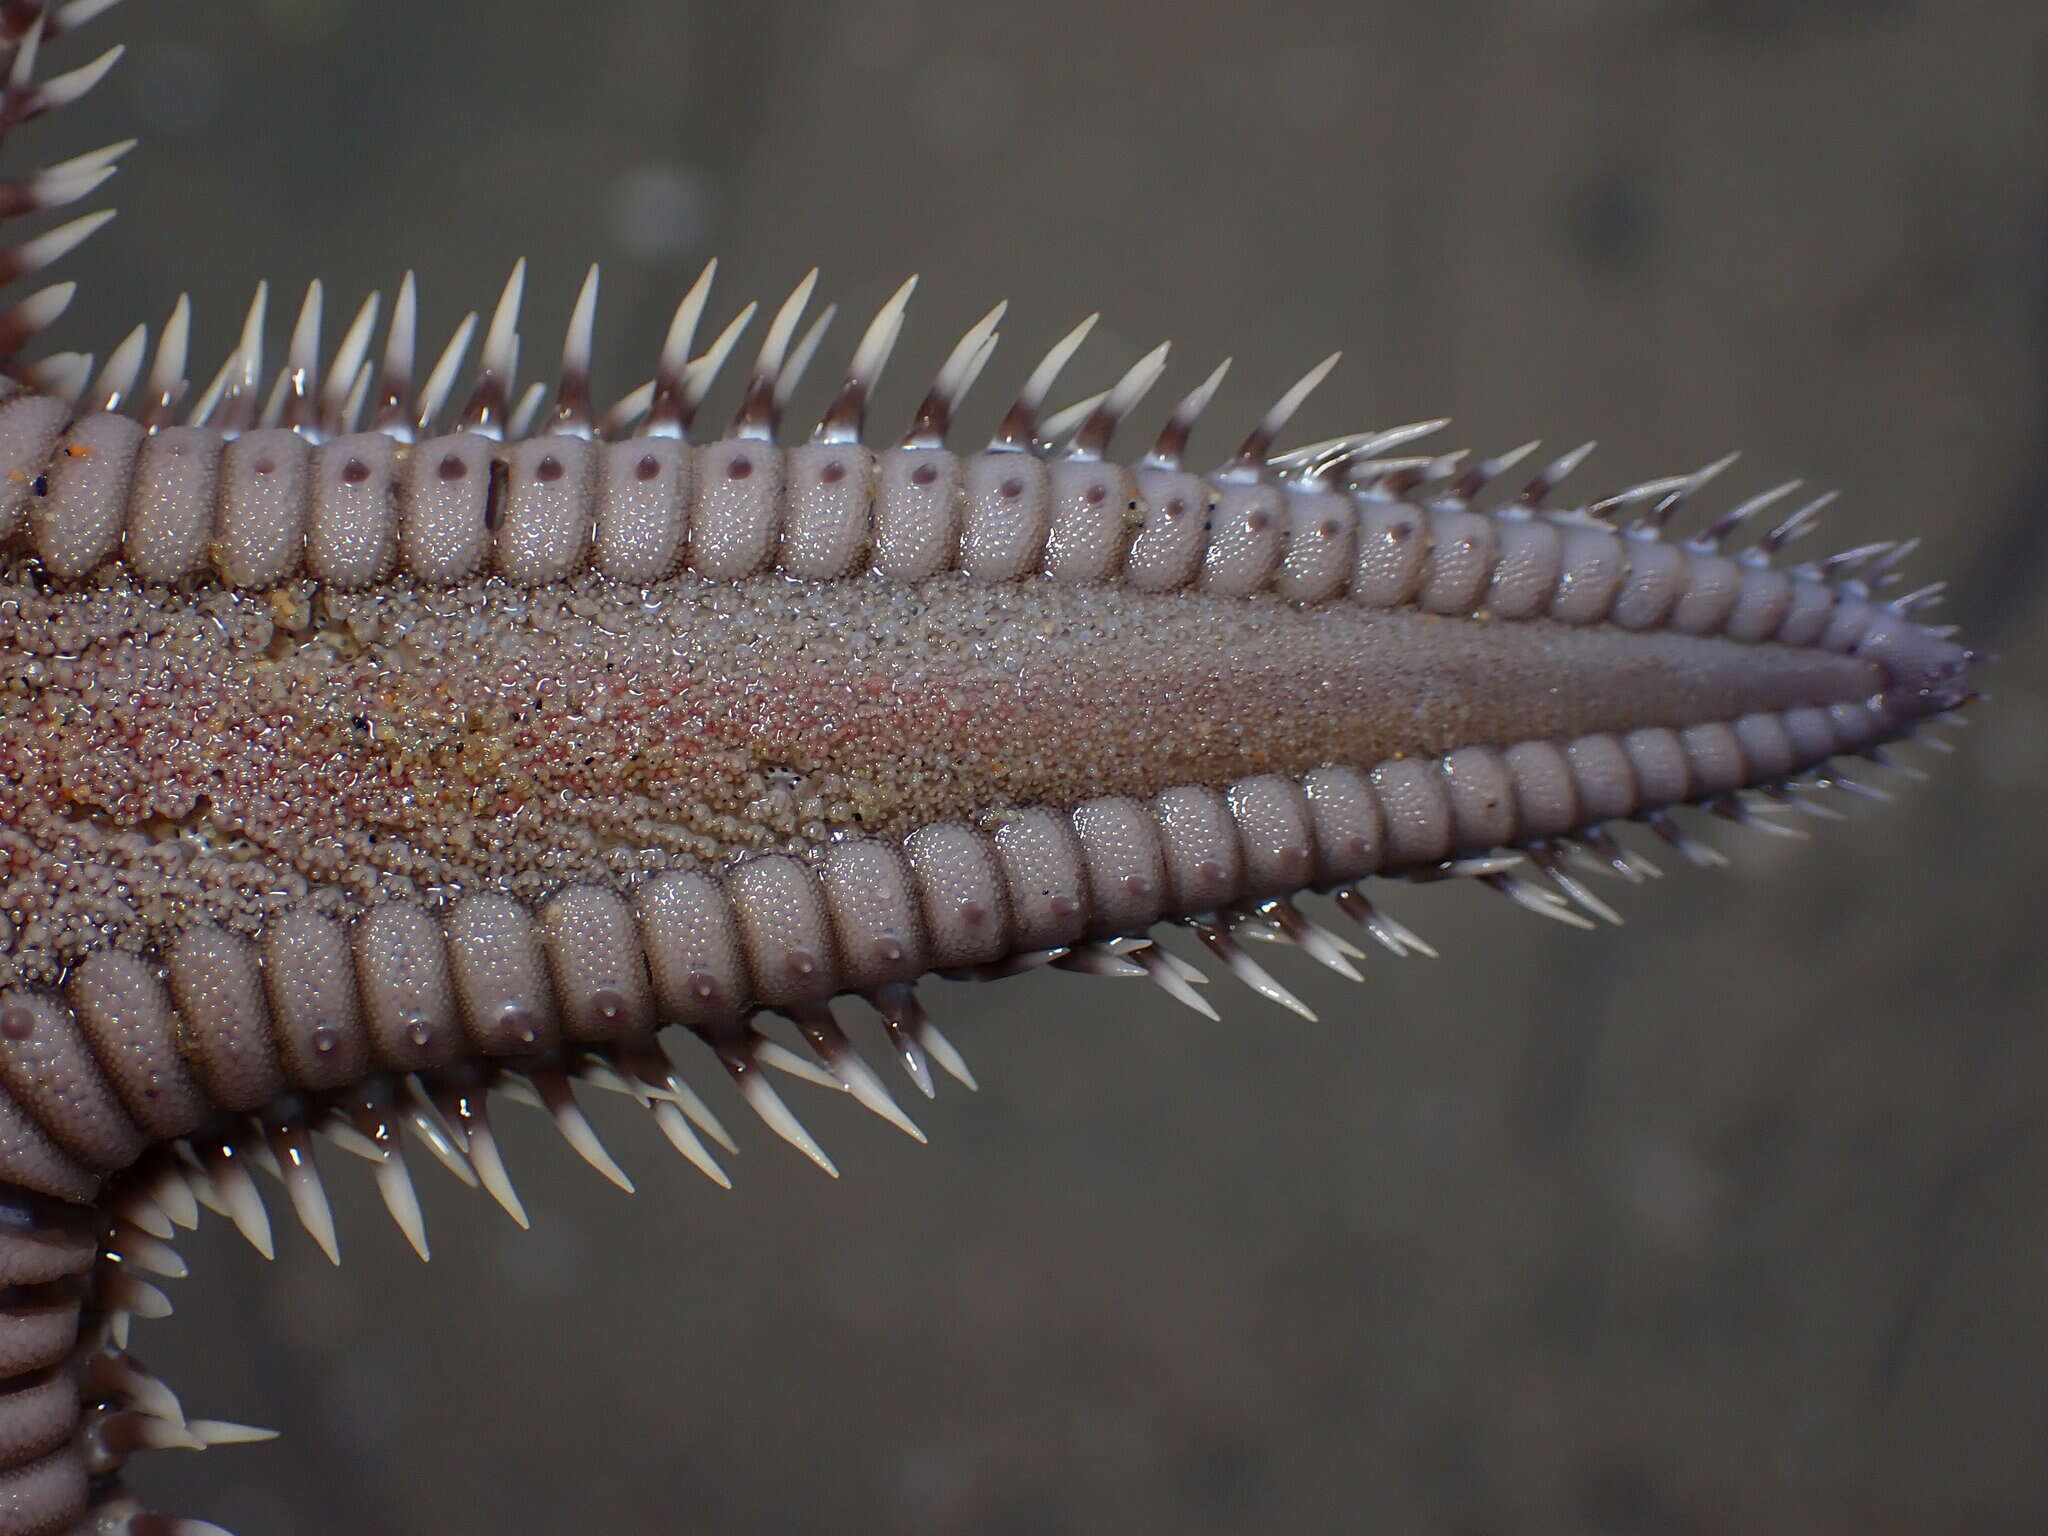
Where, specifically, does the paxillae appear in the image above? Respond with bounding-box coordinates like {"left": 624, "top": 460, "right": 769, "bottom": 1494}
{"left": 0, "top": 4, "right": 1983, "bottom": 1532}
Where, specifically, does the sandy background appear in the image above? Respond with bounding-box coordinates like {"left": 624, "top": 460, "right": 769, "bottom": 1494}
{"left": 33, "top": 0, "right": 2048, "bottom": 1530}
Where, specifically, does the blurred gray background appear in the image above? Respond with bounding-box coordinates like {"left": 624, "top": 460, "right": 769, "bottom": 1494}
{"left": 38, "top": 0, "right": 2047, "bottom": 1530}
